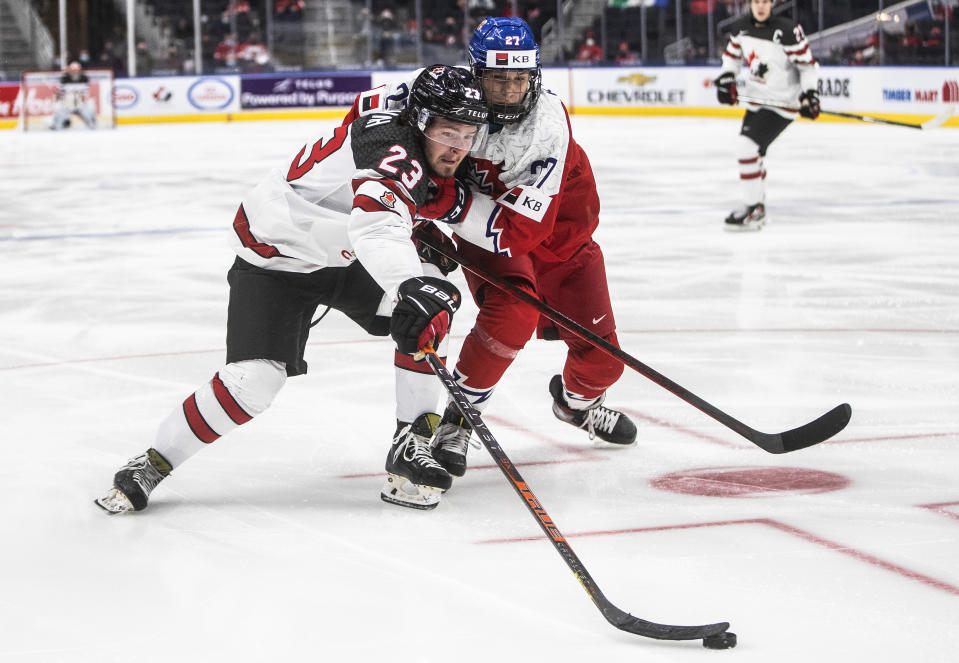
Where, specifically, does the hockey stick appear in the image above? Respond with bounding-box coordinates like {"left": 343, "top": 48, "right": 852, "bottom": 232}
{"left": 737, "top": 93, "right": 955, "bottom": 130}
{"left": 419, "top": 346, "right": 735, "bottom": 646}
{"left": 417, "top": 233, "right": 851, "bottom": 454}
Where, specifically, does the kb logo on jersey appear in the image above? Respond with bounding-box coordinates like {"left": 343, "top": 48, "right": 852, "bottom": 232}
{"left": 521, "top": 196, "right": 542, "bottom": 212}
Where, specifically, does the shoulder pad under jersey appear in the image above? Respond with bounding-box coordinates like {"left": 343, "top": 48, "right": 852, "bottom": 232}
{"left": 350, "top": 112, "right": 431, "bottom": 207}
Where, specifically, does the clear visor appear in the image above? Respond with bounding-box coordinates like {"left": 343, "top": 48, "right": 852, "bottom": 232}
{"left": 480, "top": 69, "right": 531, "bottom": 104}
{"left": 419, "top": 114, "right": 489, "bottom": 153}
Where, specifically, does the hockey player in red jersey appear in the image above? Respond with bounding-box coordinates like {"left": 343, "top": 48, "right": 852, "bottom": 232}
{"left": 95, "top": 66, "right": 488, "bottom": 514}
{"left": 714, "top": 0, "right": 820, "bottom": 231}
{"left": 344, "top": 18, "right": 637, "bottom": 496}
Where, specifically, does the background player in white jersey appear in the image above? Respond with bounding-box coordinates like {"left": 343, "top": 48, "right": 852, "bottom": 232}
{"left": 51, "top": 61, "right": 98, "bottom": 130}
{"left": 345, "top": 18, "right": 637, "bottom": 502}
{"left": 95, "top": 66, "right": 488, "bottom": 514}
{"left": 714, "top": 0, "right": 820, "bottom": 231}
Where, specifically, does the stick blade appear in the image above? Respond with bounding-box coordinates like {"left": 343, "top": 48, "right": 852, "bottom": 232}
{"left": 607, "top": 609, "right": 730, "bottom": 640}
{"left": 773, "top": 402, "right": 852, "bottom": 453}
{"left": 921, "top": 104, "right": 955, "bottom": 130}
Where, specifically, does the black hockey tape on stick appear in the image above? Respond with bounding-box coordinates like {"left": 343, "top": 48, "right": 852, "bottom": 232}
{"left": 416, "top": 235, "right": 851, "bottom": 454}
{"left": 737, "top": 93, "right": 955, "bottom": 130}
{"left": 419, "top": 346, "right": 731, "bottom": 643}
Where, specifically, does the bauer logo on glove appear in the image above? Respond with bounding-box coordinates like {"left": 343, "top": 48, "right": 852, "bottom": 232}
{"left": 390, "top": 276, "right": 461, "bottom": 356}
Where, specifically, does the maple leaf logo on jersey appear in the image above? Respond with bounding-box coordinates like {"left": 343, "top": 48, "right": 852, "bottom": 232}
{"left": 745, "top": 51, "right": 769, "bottom": 80}
{"left": 380, "top": 191, "right": 397, "bottom": 209}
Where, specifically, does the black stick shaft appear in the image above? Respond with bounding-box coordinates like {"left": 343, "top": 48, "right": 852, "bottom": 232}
{"left": 422, "top": 349, "right": 730, "bottom": 641}
{"left": 418, "top": 234, "right": 851, "bottom": 453}
{"left": 737, "top": 94, "right": 928, "bottom": 129}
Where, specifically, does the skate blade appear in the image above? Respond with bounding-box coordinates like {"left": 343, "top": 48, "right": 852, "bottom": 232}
{"left": 94, "top": 487, "right": 135, "bottom": 514}
{"left": 724, "top": 217, "right": 766, "bottom": 232}
{"left": 380, "top": 474, "right": 443, "bottom": 510}
{"left": 592, "top": 437, "right": 638, "bottom": 450}
{"left": 723, "top": 223, "right": 764, "bottom": 233}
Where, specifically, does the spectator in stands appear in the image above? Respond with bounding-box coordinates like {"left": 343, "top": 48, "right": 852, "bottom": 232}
{"left": 135, "top": 40, "right": 153, "bottom": 75}
{"left": 373, "top": 7, "right": 400, "bottom": 66}
{"left": 613, "top": 40, "right": 639, "bottom": 64}
{"left": 524, "top": 1, "right": 545, "bottom": 41}
{"left": 468, "top": 0, "right": 496, "bottom": 20}
{"left": 421, "top": 16, "right": 439, "bottom": 44}
{"left": 238, "top": 33, "right": 270, "bottom": 71}
{"left": 214, "top": 32, "right": 240, "bottom": 67}
{"left": 575, "top": 31, "right": 603, "bottom": 63}
{"left": 440, "top": 16, "right": 460, "bottom": 47}
{"left": 900, "top": 21, "right": 921, "bottom": 49}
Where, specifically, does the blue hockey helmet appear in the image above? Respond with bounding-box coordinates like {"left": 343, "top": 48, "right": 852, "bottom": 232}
{"left": 467, "top": 16, "right": 542, "bottom": 124}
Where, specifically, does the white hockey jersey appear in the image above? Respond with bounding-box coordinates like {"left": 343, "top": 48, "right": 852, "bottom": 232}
{"left": 346, "top": 73, "right": 598, "bottom": 262}
{"left": 229, "top": 112, "right": 432, "bottom": 302}
{"left": 720, "top": 15, "right": 819, "bottom": 119}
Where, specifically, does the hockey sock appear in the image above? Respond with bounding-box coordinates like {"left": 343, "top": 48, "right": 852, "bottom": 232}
{"left": 394, "top": 352, "right": 446, "bottom": 423}
{"left": 735, "top": 134, "right": 765, "bottom": 205}
{"left": 561, "top": 331, "right": 625, "bottom": 403}
{"left": 153, "top": 359, "right": 286, "bottom": 467}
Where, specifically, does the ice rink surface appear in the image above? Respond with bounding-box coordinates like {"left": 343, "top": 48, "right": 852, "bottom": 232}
{"left": 1, "top": 114, "right": 957, "bottom": 662}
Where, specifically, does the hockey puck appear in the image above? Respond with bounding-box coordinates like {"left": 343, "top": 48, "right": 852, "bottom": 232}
{"left": 702, "top": 632, "right": 737, "bottom": 649}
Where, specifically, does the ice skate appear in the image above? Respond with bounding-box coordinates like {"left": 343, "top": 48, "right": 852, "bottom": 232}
{"left": 381, "top": 413, "right": 452, "bottom": 510}
{"left": 724, "top": 203, "right": 766, "bottom": 231}
{"left": 432, "top": 403, "right": 479, "bottom": 477}
{"left": 95, "top": 448, "right": 172, "bottom": 514}
{"left": 549, "top": 375, "right": 637, "bottom": 448}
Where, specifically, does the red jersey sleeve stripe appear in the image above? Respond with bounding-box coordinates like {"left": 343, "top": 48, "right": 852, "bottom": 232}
{"left": 351, "top": 177, "right": 416, "bottom": 216}
{"left": 183, "top": 394, "right": 220, "bottom": 443}
{"left": 211, "top": 373, "right": 252, "bottom": 425}
{"left": 352, "top": 194, "right": 404, "bottom": 216}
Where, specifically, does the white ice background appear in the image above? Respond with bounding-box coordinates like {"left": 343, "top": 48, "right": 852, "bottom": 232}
{"left": 1, "top": 115, "right": 957, "bottom": 662}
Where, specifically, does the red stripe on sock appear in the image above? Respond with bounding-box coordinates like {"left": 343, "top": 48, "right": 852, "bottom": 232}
{"left": 394, "top": 350, "right": 445, "bottom": 374}
{"left": 183, "top": 394, "right": 219, "bottom": 443}
{"left": 740, "top": 171, "right": 762, "bottom": 180}
{"left": 211, "top": 373, "right": 253, "bottom": 425}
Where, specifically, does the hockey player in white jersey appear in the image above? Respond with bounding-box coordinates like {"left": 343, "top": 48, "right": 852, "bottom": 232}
{"left": 714, "top": 0, "right": 820, "bottom": 230}
{"left": 344, "top": 17, "right": 637, "bottom": 496}
{"left": 51, "top": 61, "right": 97, "bottom": 130}
{"left": 95, "top": 65, "right": 488, "bottom": 514}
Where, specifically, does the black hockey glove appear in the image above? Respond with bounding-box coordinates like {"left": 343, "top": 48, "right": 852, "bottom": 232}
{"left": 418, "top": 175, "right": 471, "bottom": 224}
{"left": 413, "top": 224, "right": 459, "bottom": 275}
{"left": 390, "top": 276, "right": 461, "bottom": 355}
{"left": 714, "top": 72, "right": 737, "bottom": 106}
{"left": 799, "top": 89, "right": 821, "bottom": 120}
